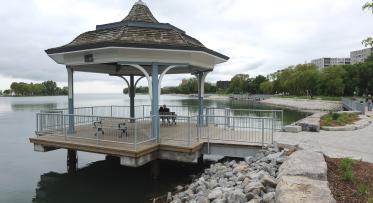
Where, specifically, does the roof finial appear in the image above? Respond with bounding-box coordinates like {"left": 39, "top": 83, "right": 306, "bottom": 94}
{"left": 135, "top": 0, "right": 146, "bottom": 6}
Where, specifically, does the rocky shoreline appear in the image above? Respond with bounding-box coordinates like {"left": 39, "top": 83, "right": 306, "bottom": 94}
{"left": 166, "top": 146, "right": 292, "bottom": 203}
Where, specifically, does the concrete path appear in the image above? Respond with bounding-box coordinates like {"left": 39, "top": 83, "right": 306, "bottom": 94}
{"left": 274, "top": 116, "right": 373, "bottom": 163}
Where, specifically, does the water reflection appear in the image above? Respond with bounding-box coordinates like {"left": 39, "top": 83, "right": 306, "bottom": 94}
{"left": 33, "top": 159, "right": 207, "bottom": 203}
{"left": 11, "top": 103, "right": 57, "bottom": 111}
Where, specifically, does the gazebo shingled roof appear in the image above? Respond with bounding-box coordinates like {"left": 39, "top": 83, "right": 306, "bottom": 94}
{"left": 45, "top": 1, "right": 229, "bottom": 60}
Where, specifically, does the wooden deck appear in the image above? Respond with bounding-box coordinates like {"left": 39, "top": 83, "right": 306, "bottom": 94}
{"left": 30, "top": 120, "right": 271, "bottom": 161}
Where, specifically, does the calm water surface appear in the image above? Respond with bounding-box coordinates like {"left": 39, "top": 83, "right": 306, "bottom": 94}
{"left": 0, "top": 94, "right": 307, "bottom": 203}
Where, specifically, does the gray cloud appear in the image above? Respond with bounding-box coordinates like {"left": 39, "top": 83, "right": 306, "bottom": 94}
{"left": 0, "top": 0, "right": 372, "bottom": 91}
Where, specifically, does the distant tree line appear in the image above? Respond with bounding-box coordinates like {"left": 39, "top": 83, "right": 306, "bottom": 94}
{"left": 120, "top": 56, "right": 373, "bottom": 97}
{"left": 123, "top": 78, "right": 217, "bottom": 95}
{"left": 0, "top": 81, "right": 68, "bottom": 96}
{"left": 123, "top": 86, "right": 149, "bottom": 94}
{"left": 161, "top": 78, "right": 217, "bottom": 94}
{"left": 269, "top": 56, "right": 373, "bottom": 96}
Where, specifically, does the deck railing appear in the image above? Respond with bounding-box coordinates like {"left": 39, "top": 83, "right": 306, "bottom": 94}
{"left": 36, "top": 111, "right": 274, "bottom": 149}
{"left": 205, "top": 107, "right": 283, "bottom": 131}
{"left": 342, "top": 98, "right": 366, "bottom": 115}
{"left": 36, "top": 113, "right": 156, "bottom": 149}
{"left": 53, "top": 105, "right": 283, "bottom": 130}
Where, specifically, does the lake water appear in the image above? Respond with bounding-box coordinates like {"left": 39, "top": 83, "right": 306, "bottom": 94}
{"left": 0, "top": 94, "right": 307, "bottom": 203}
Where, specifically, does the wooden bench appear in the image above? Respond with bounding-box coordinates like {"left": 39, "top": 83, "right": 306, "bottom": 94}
{"left": 93, "top": 118, "right": 128, "bottom": 137}
{"left": 159, "top": 112, "right": 177, "bottom": 126}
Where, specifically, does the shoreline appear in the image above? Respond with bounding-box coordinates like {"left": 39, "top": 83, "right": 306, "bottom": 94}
{"left": 259, "top": 97, "right": 342, "bottom": 112}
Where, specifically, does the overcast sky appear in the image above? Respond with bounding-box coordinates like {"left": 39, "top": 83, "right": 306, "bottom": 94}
{"left": 0, "top": 0, "right": 372, "bottom": 93}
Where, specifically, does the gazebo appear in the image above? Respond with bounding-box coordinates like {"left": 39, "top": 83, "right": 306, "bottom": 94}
{"left": 31, "top": 0, "right": 276, "bottom": 170}
{"left": 46, "top": 0, "right": 229, "bottom": 139}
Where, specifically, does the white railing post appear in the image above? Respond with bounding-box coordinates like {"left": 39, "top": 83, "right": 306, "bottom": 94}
{"left": 96, "top": 117, "right": 99, "bottom": 145}
{"left": 36, "top": 113, "right": 39, "bottom": 135}
{"left": 134, "top": 119, "right": 138, "bottom": 150}
{"left": 232, "top": 116, "right": 235, "bottom": 130}
{"left": 188, "top": 116, "right": 191, "bottom": 146}
{"left": 271, "top": 117, "right": 274, "bottom": 144}
{"left": 261, "top": 118, "right": 265, "bottom": 147}
{"left": 207, "top": 116, "right": 210, "bottom": 154}
{"left": 63, "top": 115, "right": 66, "bottom": 141}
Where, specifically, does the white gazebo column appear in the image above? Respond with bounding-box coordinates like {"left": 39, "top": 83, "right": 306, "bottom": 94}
{"left": 67, "top": 67, "right": 75, "bottom": 133}
{"left": 197, "top": 72, "right": 208, "bottom": 126}
{"left": 151, "top": 63, "right": 160, "bottom": 141}
{"left": 66, "top": 67, "right": 77, "bottom": 173}
{"left": 129, "top": 75, "right": 135, "bottom": 122}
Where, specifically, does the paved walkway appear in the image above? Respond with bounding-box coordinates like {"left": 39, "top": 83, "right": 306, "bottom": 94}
{"left": 274, "top": 116, "right": 373, "bottom": 163}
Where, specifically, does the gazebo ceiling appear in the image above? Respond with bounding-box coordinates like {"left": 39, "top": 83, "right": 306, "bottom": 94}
{"left": 45, "top": 0, "right": 229, "bottom": 75}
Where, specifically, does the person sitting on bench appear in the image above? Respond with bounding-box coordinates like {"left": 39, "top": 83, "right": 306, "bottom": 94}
{"left": 163, "top": 105, "right": 170, "bottom": 113}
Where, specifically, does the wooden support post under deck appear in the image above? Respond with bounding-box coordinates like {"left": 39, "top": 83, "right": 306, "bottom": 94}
{"left": 67, "top": 149, "right": 77, "bottom": 173}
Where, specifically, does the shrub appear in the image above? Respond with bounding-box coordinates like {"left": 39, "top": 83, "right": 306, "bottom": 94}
{"left": 341, "top": 169, "right": 353, "bottom": 182}
{"left": 320, "top": 112, "right": 359, "bottom": 126}
{"left": 357, "top": 183, "right": 370, "bottom": 195}
{"left": 339, "top": 157, "right": 354, "bottom": 182}
{"left": 340, "top": 157, "right": 353, "bottom": 171}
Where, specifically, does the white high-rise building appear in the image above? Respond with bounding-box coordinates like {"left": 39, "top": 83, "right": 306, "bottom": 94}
{"left": 350, "top": 48, "right": 373, "bottom": 64}
{"left": 311, "top": 57, "right": 350, "bottom": 69}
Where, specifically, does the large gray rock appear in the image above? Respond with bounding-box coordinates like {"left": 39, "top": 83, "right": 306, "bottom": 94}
{"left": 261, "top": 174, "right": 277, "bottom": 188}
{"left": 278, "top": 150, "right": 327, "bottom": 181}
{"left": 262, "top": 192, "right": 275, "bottom": 203}
{"left": 275, "top": 176, "right": 336, "bottom": 203}
{"left": 244, "top": 181, "right": 264, "bottom": 194}
{"left": 295, "top": 112, "right": 326, "bottom": 132}
{"left": 224, "top": 190, "right": 246, "bottom": 203}
{"left": 284, "top": 125, "right": 302, "bottom": 133}
{"left": 208, "top": 187, "right": 223, "bottom": 200}
{"left": 247, "top": 199, "right": 260, "bottom": 203}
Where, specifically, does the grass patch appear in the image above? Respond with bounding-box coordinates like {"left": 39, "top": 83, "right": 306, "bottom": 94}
{"left": 320, "top": 112, "right": 359, "bottom": 127}
{"left": 357, "top": 183, "right": 370, "bottom": 195}
{"left": 340, "top": 157, "right": 354, "bottom": 182}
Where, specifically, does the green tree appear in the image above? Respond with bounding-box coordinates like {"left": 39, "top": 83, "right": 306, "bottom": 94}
{"left": 42, "top": 81, "right": 58, "bottom": 96}
{"left": 259, "top": 81, "right": 273, "bottom": 94}
{"left": 362, "top": 37, "right": 373, "bottom": 48}
{"left": 362, "top": 2, "right": 373, "bottom": 47}
{"left": 362, "top": 1, "right": 373, "bottom": 11}
{"left": 179, "top": 78, "right": 198, "bottom": 94}
{"left": 318, "top": 66, "right": 346, "bottom": 96}
{"left": 0, "top": 90, "right": 2, "bottom": 96}
{"left": 3, "top": 89, "right": 11, "bottom": 95}
{"left": 228, "top": 74, "right": 250, "bottom": 94}
{"left": 250, "top": 75, "right": 268, "bottom": 93}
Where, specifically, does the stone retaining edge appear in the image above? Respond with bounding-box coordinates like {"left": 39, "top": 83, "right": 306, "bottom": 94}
{"left": 321, "top": 118, "right": 372, "bottom": 131}
{"left": 274, "top": 145, "right": 336, "bottom": 203}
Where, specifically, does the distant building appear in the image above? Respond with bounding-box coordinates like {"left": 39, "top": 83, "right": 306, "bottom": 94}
{"left": 181, "top": 79, "right": 188, "bottom": 86}
{"left": 350, "top": 48, "right": 373, "bottom": 64}
{"left": 216, "top": 81, "right": 230, "bottom": 89}
{"left": 311, "top": 57, "right": 350, "bottom": 69}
